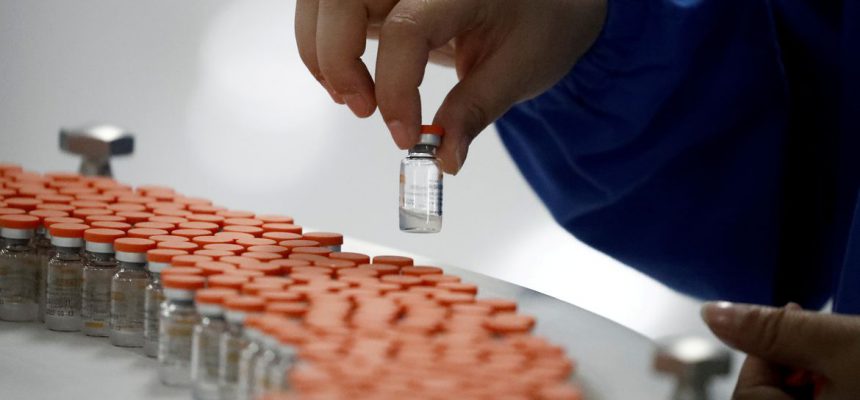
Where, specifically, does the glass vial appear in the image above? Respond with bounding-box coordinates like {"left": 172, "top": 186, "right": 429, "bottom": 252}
{"left": 219, "top": 296, "right": 266, "bottom": 400}
{"left": 399, "top": 124, "right": 444, "bottom": 233}
{"left": 45, "top": 223, "right": 90, "bottom": 331}
{"left": 110, "top": 238, "right": 156, "bottom": 347}
{"left": 145, "top": 249, "right": 188, "bottom": 357}
{"left": 81, "top": 228, "right": 124, "bottom": 337}
{"left": 236, "top": 316, "right": 267, "bottom": 400}
{"left": 192, "top": 288, "right": 238, "bottom": 400}
{"left": 262, "top": 328, "right": 300, "bottom": 396}
{"left": 158, "top": 274, "right": 206, "bottom": 387}
{"left": 30, "top": 211, "right": 70, "bottom": 323}
{"left": 0, "top": 215, "right": 40, "bottom": 321}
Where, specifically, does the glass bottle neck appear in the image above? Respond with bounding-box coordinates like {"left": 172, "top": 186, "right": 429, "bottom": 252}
{"left": 118, "top": 261, "right": 146, "bottom": 270}
{"left": 3, "top": 238, "right": 31, "bottom": 251}
{"left": 408, "top": 144, "right": 437, "bottom": 157}
{"left": 86, "top": 251, "right": 116, "bottom": 263}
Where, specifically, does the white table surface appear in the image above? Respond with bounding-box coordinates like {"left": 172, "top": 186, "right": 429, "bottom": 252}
{"left": 0, "top": 238, "right": 673, "bottom": 400}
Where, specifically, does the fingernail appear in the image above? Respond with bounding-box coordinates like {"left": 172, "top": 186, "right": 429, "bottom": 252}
{"left": 387, "top": 120, "right": 410, "bottom": 149}
{"left": 343, "top": 93, "right": 370, "bottom": 117}
{"left": 701, "top": 301, "right": 750, "bottom": 340}
{"left": 786, "top": 302, "right": 803, "bottom": 311}
{"left": 453, "top": 143, "right": 467, "bottom": 175}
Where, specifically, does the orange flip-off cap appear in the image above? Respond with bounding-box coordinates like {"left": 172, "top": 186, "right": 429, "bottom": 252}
{"left": 315, "top": 259, "right": 356, "bottom": 270}
{"left": 224, "top": 295, "right": 266, "bottom": 312}
{"left": 147, "top": 249, "right": 189, "bottom": 263}
{"left": 292, "top": 246, "right": 332, "bottom": 255}
{"left": 421, "top": 124, "right": 445, "bottom": 135}
{"left": 29, "top": 209, "right": 69, "bottom": 222}
{"left": 0, "top": 208, "right": 26, "bottom": 216}
{"left": 127, "top": 227, "right": 169, "bottom": 239}
{"left": 223, "top": 225, "right": 264, "bottom": 236}
{"left": 437, "top": 282, "right": 478, "bottom": 295}
{"left": 195, "top": 261, "right": 237, "bottom": 276}
{"left": 402, "top": 266, "right": 444, "bottom": 276}
{"left": 84, "top": 228, "right": 125, "bottom": 244}
{"left": 43, "top": 216, "right": 85, "bottom": 228}
{"left": 145, "top": 201, "right": 185, "bottom": 211}
{"left": 238, "top": 262, "right": 282, "bottom": 276}
{"left": 153, "top": 208, "right": 192, "bottom": 217}
{"left": 5, "top": 197, "right": 42, "bottom": 211}
{"left": 163, "top": 275, "right": 206, "bottom": 290}
{"left": 108, "top": 203, "right": 147, "bottom": 213}
{"left": 421, "top": 274, "right": 462, "bottom": 286}
{"left": 49, "top": 222, "right": 90, "bottom": 238}
{"left": 178, "top": 221, "right": 219, "bottom": 233}
{"left": 188, "top": 204, "right": 226, "bottom": 214}
{"left": 157, "top": 240, "right": 200, "bottom": 251}
{"left": 196, "top": 288, "right": 239, "bottom": 305}
{"left": 116, "top": 195, "right": 156, "bottom": 205}
{"left": 61, "top": 187, "right": 99, "bottom": 196}
{"left": 223, "top": 217, "right": 263, "bottom": 227}
{"left": 268, "top": 259, "right": 310, "bottom": 274}
{"left": 220, "top": 255, "right": 262, "bottom": 267}
{"left": 266, "top": 302, "right": 309, "bottom": 318}
{"left": 114, "top": 237, "right": 156, "bottom": 253}
{"left": 259, "top": 290, "right": 301, "bottom": 303}
{"left": 288, "top": 253, "right": 330, "bottom": 263}
{"left": 476, "top": 298, "right": 517, "bottom": 314}
{"left": 262, "top": 231, "right": 302, "bottom": 242}
{"left": 75, "top": 193, "right": 114, "bottom": 203}
{"left": 372, "top": 255, "right": 414, "bottom": 267}
{"left": 328, "top": 252, "right": 370, "bottom": 264}
{"left": 149, "top": 215, "right": 189, "bottom": 225}
{"left": 236, "top": 237, "right": 277, "bottom": 247}
{"left": 172, "top": 196, "right": 212, "bottom": 207}
{"left": 208, "top": 274, "right": 250, "bottom": 290}
{"left": 171, "top": 254, "right": 213, "bottom": 267}
{"left": 193, "top": 235, "right": 233, "bottom": 246}
{"left": 242, "top": 251, "right": 282, "bottom": 262}
{"left": 162, "top": 266, "right": 204, "bottom": 276}
{"left": 91, "top": 221, "right": 132, "bottom": 231}
{"left": 45, "top": 172, "right": 82, "bottom": 182}
{"left": 0, "top": 163, "right": 23, "bottom": 175}
{"left": 262, "top": 223, "right": 302, "bottom": 234}
{"left": 0, "top": 214, "right": 41, "bottom": 230}
{"left": 70, "top": 200, "right": 108, "bottom": 209}
{"left": 172, "top": 228, "right": 212, "bottom": 239}
{"left": 336, "top": 268, "right": 378, "bottom": 278}
{"left": 256, "top": 214, "right": 294, "bottom": 224}
{"left": 116, "top": 211, "right": 155, "bottom": 224}
{"left": 149, "top": 234, "right": 189, "bottom": 243}
{"left": 73, "top": 208, "right": 114, "bottom": 219}
{"left": 435, "top": 292, "right": 476, "bottom": 306}
{"left": 381, "top": 275, "right": 422, "bottom": 288}
{"left": 484, "top": 314, "right": 536, "bottom": 334}
{"left": 194, "top": 249, "right": 234, "bottom": 260}
{"left": 186, "top": 213, "right": 225, "bottom": 227}
{"left": 247, "top": 245, "right": 288, "bottom": 255}
{"left": 18, "top": 186, "right": 56, "bottom": 197}
{"left": 204, "top": 243, "right": 245, "bottom": 252}
{"left": 36, "top": 194, "right": 74, "bottom": 204}
{"left": 302, "top": 232, "right": 343, "bottom": 246}
{"left": 85, "top": 214, "right": 127, "bottom": 223}
{"left": 216, "top": 210, "right": 255, "bottom": 219}
{"left": 134, "top": 221, "right": 175, "bottom": 231}
{"left": 254, "top": 276, "right": 293, "bottom": 286}
{"left": 278, "top": 239, "right": 320, "bottom": 250}
{"left": 242, "top": 282, "right": 285, "bottom": 296}
{"left": 35, "top": 203, "right": 75, "bottom": 213}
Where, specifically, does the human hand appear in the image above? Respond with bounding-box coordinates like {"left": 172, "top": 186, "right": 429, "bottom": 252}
{"left": 701, "top": 301, "right": 860, "bottom": 399}
{"left": 295, "top": 0, "right": 606, "bottom": 174}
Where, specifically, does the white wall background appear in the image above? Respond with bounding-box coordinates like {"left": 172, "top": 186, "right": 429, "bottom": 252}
{"left": 0, "top": 0, "right": 723, "bottom": 345}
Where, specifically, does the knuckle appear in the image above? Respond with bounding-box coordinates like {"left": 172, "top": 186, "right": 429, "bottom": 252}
{"left": 745, "top": 307, "right": 789, "bottom": 359}
{"left": 382, "top": 12, "right": 422, "bottom": 37}
{"left": 462, "top": 96, "right": 490, "bottom": 135}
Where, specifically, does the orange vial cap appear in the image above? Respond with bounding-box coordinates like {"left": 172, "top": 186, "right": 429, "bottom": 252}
{"left": 153, "top": 208, "right": 192, "bottom": 218}
{"left": 196, "top": 288, "right": 239, "bottom": 305}
{"left": 242, "top": 252, "right": 282, "bottom": 262}
{"left": 328, "top": 252, "right": 371, "bottom": 264}
{"left": 36, "top": 194, "right": 75, "bottom": 204}
{"left": 147, "top": 249, "right": 190, "bottom": 263}
{"left": 114, "top": 237, "right": 156, "bottom": 253}
{"left": 484, "top": 313, "right": 536, "bottom": 334}
{"left": 85, "top": 214, "right": 127, "bottom": 223}
{"left": 224, "top": 296, "right": 266, "bottom": 312}
{"left": 108, "top": 203, "right": 147, "bottom": 213}
{"left": 222, "top": 225, "right": 264, "bottom": 237}
{"left": 157, "top": 240, "right": 200, "bottom": 251}
{"left": 262, "top": 223, "right": 302, "bottom": 234}
{"left": 372, "top": 255, "right": 414, "bottom": 267}
{"left": 246, "top": 245, "right": 288, "bottom": 255}
{"left": 134, "top": 221, "right": 175, "bottom": 231}
{"left": 84, "top": 228, "right": 125, "bottom": 244}
{"left": 149, "top": 215, "right": 189, "bottom": 225}
{"left": 149, "top": 234, "right": 189, "bottom": 243}
{"left": 421, "top": 124, "right": 445, "bottom": 135}
{"left": 268, "top": 259, "right": 310, "bottom": 274}
{"left": 203, "top": 243, "right": 245, "bottom": 253}
{"left": 187, "top": 204, "right": 226, "bottom": 214}
{"left": 186, "top": 214, "right": 225, "bottom": 227}
{"left": 238, "top": 263, "right": 282, "bottom": 276}
{"left": 116, "top": 211, "right": 155, "bottom": 224}
{"left": 172, "top": 228, "right": 212, "bottom": 239}
{"left": 214, "top": 231, "right": 256, "bottom": 241}
{"left": 291, "top": 246, "right": 332, "bottom": 255}
{"left": 402, "top": 266, "right": 444, "bottom": 276}
{"left": 35, "top": 203, "right": 75, "bottom": 213}
{"left": 208, "top": 274, "right": 250, "bottom": 290}
{"left": 261, "top": 232, "right": 302, "bottom": 242}
{"left": 194, "top": 249, "right": 234, "bottom": 260}
{"left": 5, "top": 197, "right": 42, "bottom": 211}
{"left": 50, "top": 223, "right": 90, "bottom": 238}
{"left": 43, "top": 216, "right": 85, "bottom": 229}
{"left": 29, "top": 209, "right": 69, "bottom": 222}
{"left": 0, "top": 208, "right": 26, "bottom": 216}
{"left": 302, "top": 232, "right": 343, "bottom": 246}
{"left": 90, "top": 221, "right": 132, "bottom": 231}
{"left": 162, "top": 267, "right": 205, "bottom": 276}
{"left": 0, "top": 214, "right": 41, "bottom": 230}
{"left": 195, "top": 261, "right": 237, "bottom": 276}
{"left": 216, "top": 210, "right": 255, "bottom": 219}
{"left": 256, "top": 214, "right": 294, "bottom": 224}
{"left": 72, "top": 208, "right": 114, "bottom": 219}
{"left": 171, "top": 254, "right": 213, "bottom": 267}
{"left": 235, "top": 237, "right": 277, "bottom": 248}
{"left": 163, "top": 275, "right": 206, "bottom": 290}
{"left": 127, "top": 227, "right": 169, "bottom": 239}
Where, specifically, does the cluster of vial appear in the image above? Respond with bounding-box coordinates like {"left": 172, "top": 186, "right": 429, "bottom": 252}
{"left": 0, "top": 162, "right": 581, "bottom": 400}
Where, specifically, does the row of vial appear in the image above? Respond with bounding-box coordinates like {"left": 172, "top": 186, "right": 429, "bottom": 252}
{"left": 0, "top": 212, "right": 332, "bottom": 399}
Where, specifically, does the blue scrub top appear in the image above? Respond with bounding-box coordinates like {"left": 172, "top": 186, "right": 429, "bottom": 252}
{"left": 495, "top": 0, "right": 860, "bottom": 313}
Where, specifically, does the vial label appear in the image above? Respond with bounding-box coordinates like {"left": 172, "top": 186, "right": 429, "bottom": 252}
{"left": 46, "top": 262, "right": 83, "bottom": 318}
{"left": 401, "top": 179, "right": 443, "bottom": 216}
{"left": 0, "top": 255, "right": 38, "bottom": 305}
{"left": 161, "top": 317, "right": 195, "bottom": 360}
{"left": 111, "top": 280, "right": 147, "bottom": 331}
{"left": 81, "top": 269, "right": 113, "bottom": 335}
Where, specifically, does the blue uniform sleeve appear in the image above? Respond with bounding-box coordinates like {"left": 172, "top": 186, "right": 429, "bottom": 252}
{"left": 496, "top": 0, "right": 794, "bottom": 303}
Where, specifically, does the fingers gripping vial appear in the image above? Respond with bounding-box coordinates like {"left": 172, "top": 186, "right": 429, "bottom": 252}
{"left": 399, "top": 125, "right": 444, "bottom": 233}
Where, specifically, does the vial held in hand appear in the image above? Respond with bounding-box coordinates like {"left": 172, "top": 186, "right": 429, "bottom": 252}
{"left": 399, "top": 125, "right": 444, "bottom": 233}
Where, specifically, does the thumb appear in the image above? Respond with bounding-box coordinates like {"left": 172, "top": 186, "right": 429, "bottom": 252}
{"left": 432, "top": 53, "right": 522, "bottom": 175}
{"left": 701, "top": 301, "right": 859, "bottom": 376}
